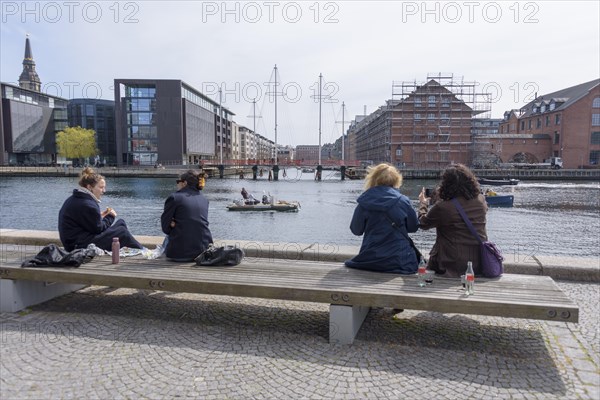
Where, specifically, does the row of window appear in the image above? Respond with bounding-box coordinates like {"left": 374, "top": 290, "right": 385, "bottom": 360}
{"left": 128, "top": 125, "right": 158, "bottom": 139}
{"left": 127, "top": 112, "right": 155, "bottom": 125}
{"left": 125, "top": 86, "right": 156, "bottom": 98}
{"left": 126, "top": 98, "right": 156, "bottom": 112}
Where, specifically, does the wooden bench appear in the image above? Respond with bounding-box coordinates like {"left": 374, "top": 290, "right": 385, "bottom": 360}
{"left": 0, "top": 253, "right": 579, "bottom": 344}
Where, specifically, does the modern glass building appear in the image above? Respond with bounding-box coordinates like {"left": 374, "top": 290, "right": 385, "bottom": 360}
{"left": 67, "top": 99, "right": 116, "bottom": 166}
{"left": 0, "top": 82, "right": 68, "bottom": 165}
{"left": 114, "top": 79, "right": 234, "bottom": 166}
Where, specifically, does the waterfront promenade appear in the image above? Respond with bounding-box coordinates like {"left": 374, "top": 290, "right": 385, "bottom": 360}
{"left": 1, "top": 165, "right": 599, "bottom": 180}
{"left": 0, "top": 230, "right": 598, "bottom": 399}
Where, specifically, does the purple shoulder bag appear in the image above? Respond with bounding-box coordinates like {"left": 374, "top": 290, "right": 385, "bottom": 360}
{"left": 451, "top": 198, "right": 504, "bottom": 278}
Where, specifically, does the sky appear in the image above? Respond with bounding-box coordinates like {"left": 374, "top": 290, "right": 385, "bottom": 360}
{"left": 1, "top": 0, "right": 599, "bottom": 147}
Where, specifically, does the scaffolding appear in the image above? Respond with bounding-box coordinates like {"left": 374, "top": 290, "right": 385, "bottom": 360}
{"left": 389, "top": 73, "right": 493, "bottom": 168}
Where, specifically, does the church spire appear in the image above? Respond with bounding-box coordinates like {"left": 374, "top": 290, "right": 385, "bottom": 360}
{"left": 19, "top": 34, "right": 41, "bottom": 92}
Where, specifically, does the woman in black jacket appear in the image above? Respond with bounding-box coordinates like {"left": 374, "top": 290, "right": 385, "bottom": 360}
{"left": 161, "top": 170, "right": 213, "bottom": 261}
{"left": 58, "top": 167, "right": 143, "bottom": 252}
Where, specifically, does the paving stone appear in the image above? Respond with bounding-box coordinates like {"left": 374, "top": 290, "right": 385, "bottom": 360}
{"left": 1, "top": 282, "right": 599, "bottom": 399}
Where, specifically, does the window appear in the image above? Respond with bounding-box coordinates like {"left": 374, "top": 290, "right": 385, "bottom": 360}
{"left": 427, "top": 131, "right": 435, "bottom": 140}
{"left": 546, "top": 116, "right": 550, "bottom": 126}
{"left": 536, "top": 118, "right": 541, "bottom": 128}
{"left": 592, "top": 114, "right": 600, "bottom": 126}
{"left": 555, "top": 114, "right": 561, "bottom": 125}
{"left": 414, "top": 113, "right": 421, "bottom": 121}
{"left": 395, "top": 147, "right": 402, "bottom": 157}
{"left": 528, "top": 120, "right": 532, "bottom": 129}
{"left": 590, "top": 150, "right": 600, "bottom": 165}
{"left": 427, "top": 113, "right": 435, "bottom": 121}
{"left": 428, "top": 95, "right": 436, "bottom": 106}
{"left": 591, "top": 132, "right": 600, "bottom": 145}
{"left": 521, "top": 121, "right": 525, "bottom": 130}
{"left": 550, "top": 102, "right": 556, "bottom": 111}
{"left": 441, "top": 98, "right": 450, "bottom": 107}
{"left": 593, "top": 97, "right": 600, "bottom": 108}
{"left": 554, "top": 132, "right": 560, "bottom": 145}
{"left": 414, "top": 97, "right": 422, "bottom": 107}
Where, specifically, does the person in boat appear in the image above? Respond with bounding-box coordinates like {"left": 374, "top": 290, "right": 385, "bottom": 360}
{"left": 58, "top": 167, "right": 143, "bottom": 252}
{"left": 262, "top": 191, "right": 271, "bottom": 205}
{"left": 344, "top": 163, "right": 419, "bottom": 274}
{"left": 485, "top": 188, "right": 497, "bottom": 196}
{"left": 418, "top": 164, "right": 488, "bottom": 278}
{"left": 241, "top": 187, "right": 259, "bottom": 205}
{"left": 161, "top": 170, "right": 213, "bottom": 262}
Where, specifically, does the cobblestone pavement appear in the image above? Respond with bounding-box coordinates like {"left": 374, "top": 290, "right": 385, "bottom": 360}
{"left": 1, "top": 281, "right": 598, "bottom": 399}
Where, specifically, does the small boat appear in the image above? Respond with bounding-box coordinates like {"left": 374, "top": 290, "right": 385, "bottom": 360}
{"left": 344, "top": 168, "right": 367, "bottom": 180}
{"left": 478, "top": 178, "right": 520, "bottom": 186}
{"left": 301, "top": 168, "right": 315, "bottom": 173}
{"left": 485, "top": 195, "right": 514, "bottom": 207}
{"left": 227, "top": 201, "right": 300, "bottom": 212}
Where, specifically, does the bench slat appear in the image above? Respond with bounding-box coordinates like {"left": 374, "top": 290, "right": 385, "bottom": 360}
{"left": 0, "top": 255, "right": 578, "bottom": 323}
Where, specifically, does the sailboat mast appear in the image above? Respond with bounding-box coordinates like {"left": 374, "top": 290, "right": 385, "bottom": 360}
{"left": 274, "top": 64, "right": 278, "bottom": 161}
{"left": 341, "top": 101, "right": 345, "bottom": 164}
{"left": 219, "top": 86, "right": 223, "bottom": 165}
{"left": 318, "top": 73, "right": 322, "bottom": 166}
{"left": 252, "top": 98, "right": 257, "bottom": 160}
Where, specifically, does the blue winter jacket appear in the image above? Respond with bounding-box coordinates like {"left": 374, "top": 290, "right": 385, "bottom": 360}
{"left": 345, "top": 186, "right": 419, "bottom": 273}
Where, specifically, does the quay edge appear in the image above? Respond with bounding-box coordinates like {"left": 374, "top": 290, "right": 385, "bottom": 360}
{"left": 0, "top": 166, "right": 599, "bottom": 180}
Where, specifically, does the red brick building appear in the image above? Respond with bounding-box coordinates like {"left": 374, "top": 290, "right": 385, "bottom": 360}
{"left": 350, "top": 75, "right": 491, "bottom": 169}
{"left": 496, "top": 79, "right": 600, "bottom": 168}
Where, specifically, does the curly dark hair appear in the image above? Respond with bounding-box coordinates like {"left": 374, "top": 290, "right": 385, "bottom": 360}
{"left": 437, "top": 164, "right": 481, "bottom": 201}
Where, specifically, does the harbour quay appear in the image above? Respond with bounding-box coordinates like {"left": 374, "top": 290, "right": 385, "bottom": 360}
{"left": 1, "top": 165, "right": 599, "bottom": 181}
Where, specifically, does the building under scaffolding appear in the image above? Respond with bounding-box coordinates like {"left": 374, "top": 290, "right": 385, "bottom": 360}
{"left": 352, "top": 73, "right": 494, "bottom": 168}
{"left": 389, "top": 73, "right": 492, "bottom": 168}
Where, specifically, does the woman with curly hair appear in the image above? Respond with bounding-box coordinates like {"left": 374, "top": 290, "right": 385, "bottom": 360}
{"left": 345, "top": 163, "right": 419, "bottom": 273}
{"left": 418, "top": 164, "right": 488, "bottom": 277}
{"left": 58, "top": 167, "right": 143, "bottom": 252}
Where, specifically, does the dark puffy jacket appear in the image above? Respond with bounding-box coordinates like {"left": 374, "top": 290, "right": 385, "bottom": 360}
{"left": 58, "top": 189, "right": 143, "bottom": 252}
{"left": 345, "top": 186, "right": 419, "bottom": 273}
{"left": 161, "top": 186, "right": 213, "bottom": 261}
{"left": 58, "top": 189, "right": 115, "bottom": 251}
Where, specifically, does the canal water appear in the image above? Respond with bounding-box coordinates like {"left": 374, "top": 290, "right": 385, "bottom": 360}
{"left": 0, "top": 169, "right": 598, "bottom": 261}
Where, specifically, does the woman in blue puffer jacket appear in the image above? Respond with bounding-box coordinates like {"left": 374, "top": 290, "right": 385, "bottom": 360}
{"left": 345, "top": 163, "right": 419, "bottom": 274}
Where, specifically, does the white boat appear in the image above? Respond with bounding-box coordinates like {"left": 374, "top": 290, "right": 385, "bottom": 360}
{"left": 227, "top": 201, "right": 300, "bottom": 212}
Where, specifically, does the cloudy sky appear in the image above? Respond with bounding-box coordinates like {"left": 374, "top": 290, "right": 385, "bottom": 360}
{"left": 1, "top": 1, "right": 598, "bottom": 146}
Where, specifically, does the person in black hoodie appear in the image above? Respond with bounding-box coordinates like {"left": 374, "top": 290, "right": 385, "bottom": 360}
{"left": 161, "top": 170, "right": 213, "bottom": 261}
{"left": 345, "top": 163, "right": 419, "bottom": 274}
{"left": 58, "top": 167, "right": 143, "bottom": 252}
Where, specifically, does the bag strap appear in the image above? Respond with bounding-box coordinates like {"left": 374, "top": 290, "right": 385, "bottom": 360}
{"left": 450, "top": 198, "right": 483, "bottom": 245}
{"left": 384, "top": 212, "right": 412, "bottom": 242}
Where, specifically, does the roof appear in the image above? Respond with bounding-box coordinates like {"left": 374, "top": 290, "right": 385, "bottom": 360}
{"left": 517, "top": 79, "right": 600, "bottom": 118}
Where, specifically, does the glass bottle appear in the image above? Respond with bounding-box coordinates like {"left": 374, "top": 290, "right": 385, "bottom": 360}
{"left": 417, "top": 258, "right": 427, "bottom": 287}
{"left": 465, "top": 261, "right": 474, "bottom": 295}
{"left": 112, "top": 237, "right": 120, "bottom": 264}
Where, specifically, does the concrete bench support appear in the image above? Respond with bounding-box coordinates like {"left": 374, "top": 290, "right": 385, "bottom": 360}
{"left": 329, "top": 304, "right": 371, "bottom": 345}
{"left": 0, "top": 279, "right": 85, "bottom": 313}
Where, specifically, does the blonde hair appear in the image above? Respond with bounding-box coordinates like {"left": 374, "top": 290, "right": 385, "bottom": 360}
{"left": 364, "top": 163, "right": 403, "bottom": 190}
{"left": 79, "top": 167, "right": 105, "bottom": 188}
